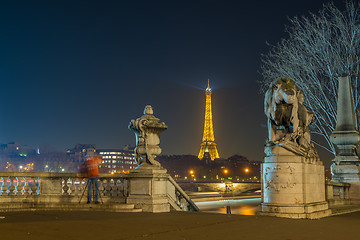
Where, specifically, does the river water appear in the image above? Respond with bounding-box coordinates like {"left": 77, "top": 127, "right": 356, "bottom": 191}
{"left": 195, "top": 197, "right": 261, "bottom": 215}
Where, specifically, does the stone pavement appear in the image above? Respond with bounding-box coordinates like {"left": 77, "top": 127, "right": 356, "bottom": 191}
{"left": 0, "top": 210, "right": 359, "bottom": 240}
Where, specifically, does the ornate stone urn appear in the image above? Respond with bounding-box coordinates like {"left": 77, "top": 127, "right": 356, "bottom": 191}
{"left": 128, "top": 105, "right": 168, "bottom": 169}
{"left": 127, "top": 105, "right": 170, "bottom": 212}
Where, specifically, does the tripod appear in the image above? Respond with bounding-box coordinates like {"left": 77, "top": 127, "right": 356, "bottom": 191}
{"left": 79, "top": 178, "right": 103, "bottom": 204}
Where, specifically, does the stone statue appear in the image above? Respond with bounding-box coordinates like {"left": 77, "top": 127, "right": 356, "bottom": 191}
{"left": 128, "top": 105, "right": 168, "bottom": 168}
{"left": 261, "top": 77, "right": 330, "bottom": 219}
{"left": 264, "top": 77, "right": 318, "bottom": 159}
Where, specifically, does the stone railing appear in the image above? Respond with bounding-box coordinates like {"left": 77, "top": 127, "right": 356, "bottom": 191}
{"left": 126, "top": 168, "right": 199, "bottom": 212}
{"left": 167, "top": 176, "right": 199, "bottom": 211}
{"left": 0, "top": 172, "right": 198, "bottom": 212}
{"left": 325, "top": 181, "right": 351, "bottom": 206}
{"left": 62, "top": 174, "right": 128, "bottom": 203}
{"left": 0, "top": 172, "right": 128, "bottom": 210}
{"left": 0, "top": 173, "right": 41, "bottom": 196}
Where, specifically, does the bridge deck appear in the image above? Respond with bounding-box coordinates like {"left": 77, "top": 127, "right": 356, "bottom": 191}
{"left": 1, "top": 209, "right": 359, "bottom": 240}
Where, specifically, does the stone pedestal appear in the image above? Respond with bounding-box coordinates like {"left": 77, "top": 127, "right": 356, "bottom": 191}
{"left": 331, "top": 157, "right": 360, "bottom": 183}
{"left": 330, "top": 75, "right": 360, "bottom": 183}
{"left": 260, "top": 146, "right": 331, "bottom": 219}
{"left": 126, "top": 166, "right": 170, "bottom": 213}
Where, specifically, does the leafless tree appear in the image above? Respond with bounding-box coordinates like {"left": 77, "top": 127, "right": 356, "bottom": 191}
{"left": 261, "top": 1, "right": 360, "bottom": 155}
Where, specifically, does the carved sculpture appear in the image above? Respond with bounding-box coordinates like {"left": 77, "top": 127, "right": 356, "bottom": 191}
{"left": 264, "top": 77, "right": 318, "bottom": 159}
{"left": 128, "top": 105, "right": 168, "bottom": 168}
{"left": 261, "top": 77, "right": 330, "bottom": 219}
{"left": 263, "top": 164, "right": 296, "bottom": 191}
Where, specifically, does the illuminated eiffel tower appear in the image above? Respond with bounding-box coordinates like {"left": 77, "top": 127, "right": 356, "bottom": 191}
{"left": 198, "top": 79, "right": 220, "bottom": 161}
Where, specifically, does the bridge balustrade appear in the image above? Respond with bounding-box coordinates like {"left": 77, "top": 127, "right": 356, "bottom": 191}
{"left": 0, "top": 172, "right": 128, "bottom": 209}
{"left": 167, "top": 176, "right": 199, "bottom": 211}
{"left": 0, "top": 172, "right": 198, "bottom": 212}
{"left": 326, "top": 181, "right": 351, "bottom": 206}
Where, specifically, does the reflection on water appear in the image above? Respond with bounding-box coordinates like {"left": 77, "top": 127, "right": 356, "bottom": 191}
{"left": 196, "top": 198, "right": 261, "bottom": 216}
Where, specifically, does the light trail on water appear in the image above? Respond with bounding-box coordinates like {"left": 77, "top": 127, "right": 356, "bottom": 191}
{"left": 195, "top": 198, "right": 261, "bottom": 216}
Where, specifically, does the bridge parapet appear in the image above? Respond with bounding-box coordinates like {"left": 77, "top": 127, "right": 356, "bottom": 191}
{"left": 167, "top": 176, "right": 199, "bottom": 211}
{"left": 0, "top": 172, "right": 128, "bottom": 208}
{"left": 326, "top": 181, "right": 351, "bottom": 206}
{"left": 0, "top": 172, "right": 198, "bottom": 213}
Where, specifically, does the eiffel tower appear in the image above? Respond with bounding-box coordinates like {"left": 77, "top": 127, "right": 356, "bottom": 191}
{"left": 198, "top": 79, "right": 220, "bottom": 161}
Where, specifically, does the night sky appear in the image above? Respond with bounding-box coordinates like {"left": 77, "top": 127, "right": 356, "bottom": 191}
{"left": 0, "top": 1, "right": 346, "bottom": 165}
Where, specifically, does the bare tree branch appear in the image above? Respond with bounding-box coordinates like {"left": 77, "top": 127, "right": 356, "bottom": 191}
{"left": 260, "top": 1, "right": 360, "bottom": 156}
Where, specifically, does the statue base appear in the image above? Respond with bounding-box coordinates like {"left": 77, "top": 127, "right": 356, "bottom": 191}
{"left": 259, "top": 202, "right": 331, "bottom": 219}
{"left": 331, "top": 156, "right": 360, "bottom": 183}
{"left": 260, "top": 146, "right": 331, "bottom": 219}
{"left": 126, "top": 166, "right": 170, "bottom": 213}
{"left": 134, "top": 162, "right": 167, "bottom": 173}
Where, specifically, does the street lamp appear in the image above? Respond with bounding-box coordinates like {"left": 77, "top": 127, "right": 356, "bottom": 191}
{"left": 189, "top": 170, "right": 195, "bottom": 180}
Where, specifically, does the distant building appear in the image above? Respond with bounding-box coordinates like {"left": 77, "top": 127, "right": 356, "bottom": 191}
{"left": 98, "top": 147, "right": 137, "bottom": 173}
{"left": 66, "top": 144, "right": 137, "bottom": 173}
{"left": 66, "top": 144, "right": 97, "bottom": 163}
{"left": 35, "top": 152, "right": 75, "bottom": 173}
{"left": 0, "top": 142, "right": 36, "bottom": 158}
{"left": 0, "top": 142, "right": 37, "bottom": 172}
